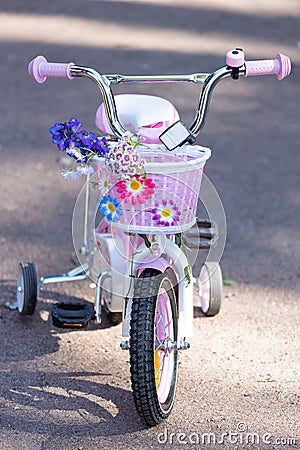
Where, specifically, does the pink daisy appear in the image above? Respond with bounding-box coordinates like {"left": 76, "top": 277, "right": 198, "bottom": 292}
{"left": 116, "top": 175, "right": 155, "bottom": 205}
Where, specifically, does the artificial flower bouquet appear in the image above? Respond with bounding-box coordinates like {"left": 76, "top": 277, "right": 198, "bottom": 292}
{"left": 50, "top": 118, "right": 181, "bottom": 227}
{"left": 50, "top": 117, "right": 111, "bottom": 179}
{"left": 49, "top": 117, "right": 210, "bottom": 234}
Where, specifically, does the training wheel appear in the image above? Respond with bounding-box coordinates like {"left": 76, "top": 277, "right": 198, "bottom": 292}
{"left": 17, "top": 262, "right": 38, "bottom": 315}
{"left": 198, "top": 262, "right": 222, "bottom": 317}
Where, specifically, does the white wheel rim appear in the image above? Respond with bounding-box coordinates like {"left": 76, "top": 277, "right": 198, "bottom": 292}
{"left": 198, "top": 265, "right": 211, "bottom": 313}
{"left": 17, "top": 268, "right": 24, "bottom": 313}
{"left": 154, "top": 286, "right": 175, "bottom": 404}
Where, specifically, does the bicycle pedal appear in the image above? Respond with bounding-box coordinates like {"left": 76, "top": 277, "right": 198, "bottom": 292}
{"left": 52, "top": 302, "right": 95, "bottom": 329}
{"left": 182, "top": 219, "right": 219, "bottom": 249}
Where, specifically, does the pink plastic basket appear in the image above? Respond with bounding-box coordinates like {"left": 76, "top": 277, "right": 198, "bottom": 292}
{"left": 94, "top": 144, "right": 211, "bottom": 234}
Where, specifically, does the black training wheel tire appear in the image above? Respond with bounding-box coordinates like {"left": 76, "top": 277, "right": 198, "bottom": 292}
{"left": 199, "top": 262, "right": 222, "bottom": 317}
{"left": 130, "top": 269, "right": 178, "bottom": 426}
{"left": 17, "top": 262, "right": 38, "bottom": 315}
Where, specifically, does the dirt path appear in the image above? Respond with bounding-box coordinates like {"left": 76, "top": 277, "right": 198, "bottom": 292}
{"left": 0, "top": 1, "right": 299, "bottom": 449}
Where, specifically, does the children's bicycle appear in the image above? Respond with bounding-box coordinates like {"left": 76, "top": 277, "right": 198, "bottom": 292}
{"left": 18, "top": 49, "right": 291, "bottom": 426}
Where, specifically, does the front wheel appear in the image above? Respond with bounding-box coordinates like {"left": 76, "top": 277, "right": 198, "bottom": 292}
{"left": 129, "top": 269, "right": 178, "bottom": 426}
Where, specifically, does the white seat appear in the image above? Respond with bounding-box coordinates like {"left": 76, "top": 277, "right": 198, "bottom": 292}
{"left": 95, "top": 94, "right": 179, "bottom": 144}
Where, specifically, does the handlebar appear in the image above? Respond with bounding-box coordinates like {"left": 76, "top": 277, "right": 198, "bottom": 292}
{"left": 28, "top": 49, "right": 291, "bottom": 147}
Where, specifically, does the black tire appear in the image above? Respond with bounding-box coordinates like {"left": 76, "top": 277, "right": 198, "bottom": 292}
{"left": 130, "top": 269, "right": 178, "bottom": 426}
{"left": 199, "top": 262, "right": 222, "bottom": 317}
{"left": 17, "top": 262, "right": 38, "bottom": 315}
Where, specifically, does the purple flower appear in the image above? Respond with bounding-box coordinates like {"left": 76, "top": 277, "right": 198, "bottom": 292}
{"left": 84, "top": 132, "right": 96, "bottom": 146}
{"left": 107, "top": 135, "right": 146, "bottom": 180}
{"left": 68, "top": 117, "right": 82, "bottom": 133}
{"left": 49, "top": 122, "right": 68, "bottom": 151}
{"left": 152, "top": 199, "right": 181, "bottom": 226}
{"left": 49, "top": 122, "right": 65, "bottom": 138}
{"left": 50, "top": 118, "right": 111, "bottom": 160}
{"left": 92, "top": 136, "right": 110, "bottom": 157}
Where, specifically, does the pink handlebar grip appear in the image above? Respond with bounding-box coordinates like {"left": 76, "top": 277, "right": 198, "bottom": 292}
{"left": 28, "top": 56, "right": 75, "bottom": 84}
{"left": 245, "top": 53, "right": 291, "bottom": 80}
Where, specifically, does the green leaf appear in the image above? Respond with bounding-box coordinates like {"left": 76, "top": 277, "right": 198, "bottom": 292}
{"left": 223, "top": 279, "right": 236, "bottom": 286}
{"left": 175, "top": 233, "right": 182, "bottom": 248}
{"left": 184, "top": 266, "right": 192, "bottom": 286}
{"left": 139, "top": 234, "right": 151, "bottom": 249}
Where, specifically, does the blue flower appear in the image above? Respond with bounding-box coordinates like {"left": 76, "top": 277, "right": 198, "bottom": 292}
{"left": 50, "top": 118, "right": 112, "bottom": 162}
{"left": 76, "top": 131, "right": 94, "bottom": 148}
{"left": 61, "top": 168, "right": 82, "bottom": 179}
{"left": 68, "top": 117, "right": 82, "bottom": 134}
{"left": 91, "top": 136, "right": 110, "bottom": 157}
{"left": 99, "top": 195, "right": 123, "bottom": 222}
{"left": 77, "top": 165, "right": 95, "bottom": 176}
{"left": 49, "top": 122, "right": 65, "bottom": 138}
{"left": 49, "top": 122, "right": 68, "bottom": 151}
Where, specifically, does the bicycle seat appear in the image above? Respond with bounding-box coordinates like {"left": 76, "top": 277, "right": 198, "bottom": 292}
{"left": 95, "top": 94, "right": 179, "bottom": 144}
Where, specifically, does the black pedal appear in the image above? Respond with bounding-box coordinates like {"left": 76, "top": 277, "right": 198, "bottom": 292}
{"left": 182, "top": 219, "right": 219, "bottom": 249}
{"left": 52, "top": 302, "right": 95, "bottom": 329}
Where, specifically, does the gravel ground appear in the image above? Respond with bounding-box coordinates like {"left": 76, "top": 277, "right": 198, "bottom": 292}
{"left": 0, "top": 1, "right": 299, "bottom": 449}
